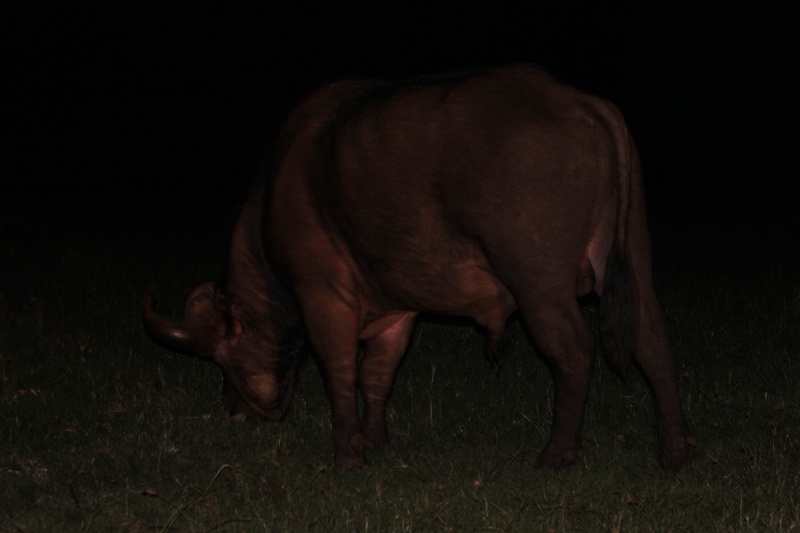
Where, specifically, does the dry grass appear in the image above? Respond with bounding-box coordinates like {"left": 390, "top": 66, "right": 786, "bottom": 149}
{"left": 1, "top": 202, "right": 798, "bottom": 531}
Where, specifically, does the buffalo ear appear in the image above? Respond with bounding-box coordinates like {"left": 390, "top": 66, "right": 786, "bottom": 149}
{"left": 217, "top": 294, "right": 244, "bottom": 346}
{"left": 185, "top": 282, "right": 217, "bottom": 317}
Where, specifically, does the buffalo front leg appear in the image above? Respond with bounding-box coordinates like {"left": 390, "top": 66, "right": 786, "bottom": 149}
{"left": 358, "top": 313, "right": 417, "bottom": 451}
{"left": 299, "top": 294, "right": 368, "bottom": 469}
{"left": 521, "top": 299, "right": 596, "bottom": 470}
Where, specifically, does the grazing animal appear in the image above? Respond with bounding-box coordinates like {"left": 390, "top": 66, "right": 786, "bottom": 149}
{"left": 143, "top": 65, "right": 695, "bottom": 469}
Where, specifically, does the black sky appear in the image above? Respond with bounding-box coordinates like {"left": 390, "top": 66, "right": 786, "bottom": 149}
{"left": 6, "top": 3, "right": 797, "bottom": 216}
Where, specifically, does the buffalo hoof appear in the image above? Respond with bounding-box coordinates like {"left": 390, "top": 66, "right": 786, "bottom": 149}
{"left": 534, "top": 445, "right": 584, "bottom": 470}
{"left": 362, "top": 429, "right": 391, "bottom": 452}
{"left": 335, "top": 453, "right": 364, "bottom": 470}
{"left": 334, "top": 433, "right": 377, "bottom": 469}
{"left": 350, "top": 432, "right": 376, "bottom": 452}
{"left": 660, "top": 431, "right": 697, "bottom": 469}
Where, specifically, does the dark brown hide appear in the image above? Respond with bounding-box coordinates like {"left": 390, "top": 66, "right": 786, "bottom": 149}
{"left": 144, "top": 65, "right": 694, "bottom": 470}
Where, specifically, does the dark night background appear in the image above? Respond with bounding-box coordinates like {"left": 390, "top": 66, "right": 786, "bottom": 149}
{"left": 2, "top": 4, "right": 800, "bottom": 525}
{"left": 4, "top": 3, "right": 797, "bottom": 230}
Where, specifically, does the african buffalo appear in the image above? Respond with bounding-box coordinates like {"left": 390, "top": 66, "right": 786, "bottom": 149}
{"left": 143, "top": 65, "right": 695, "bottom": 469}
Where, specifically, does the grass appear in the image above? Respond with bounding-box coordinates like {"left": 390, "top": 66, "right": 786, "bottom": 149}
{"left": 1, "top": 200, "right": 798, "bottom": 532}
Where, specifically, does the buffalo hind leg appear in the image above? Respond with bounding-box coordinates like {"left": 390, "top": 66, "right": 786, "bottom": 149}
{"left": 634, "top": 301, "right": 696, "bottom": 468}
{"left": 626, "top": 165, "right": 696, "bottom": 468}
{"left": 358, "top": 313, "right": 417, "bottom": 451}
{"left": 521, "top": 298, "right": 595, "bottom": 470}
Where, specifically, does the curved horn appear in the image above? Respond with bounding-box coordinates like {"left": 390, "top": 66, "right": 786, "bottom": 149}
{"left": 142, "top": 286, "right": 222, "bottom": 358}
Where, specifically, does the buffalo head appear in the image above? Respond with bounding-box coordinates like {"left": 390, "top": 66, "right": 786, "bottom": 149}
{"left": 142, "top": 281, "right": 305, "bottom": 421}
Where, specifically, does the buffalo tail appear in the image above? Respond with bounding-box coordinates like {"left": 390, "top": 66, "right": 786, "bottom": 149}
{"left": 599, "top": 239, "right": 636, "bottom": 379}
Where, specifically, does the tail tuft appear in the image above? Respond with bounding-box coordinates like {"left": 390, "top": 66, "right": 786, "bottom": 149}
{"left": 600, "top": 240, "right": 636, "bottom": 378}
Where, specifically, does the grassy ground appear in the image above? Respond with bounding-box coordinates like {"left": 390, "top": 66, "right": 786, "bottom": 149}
{"left": 1, "top": 199, "right": 798, "bottom": 532}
